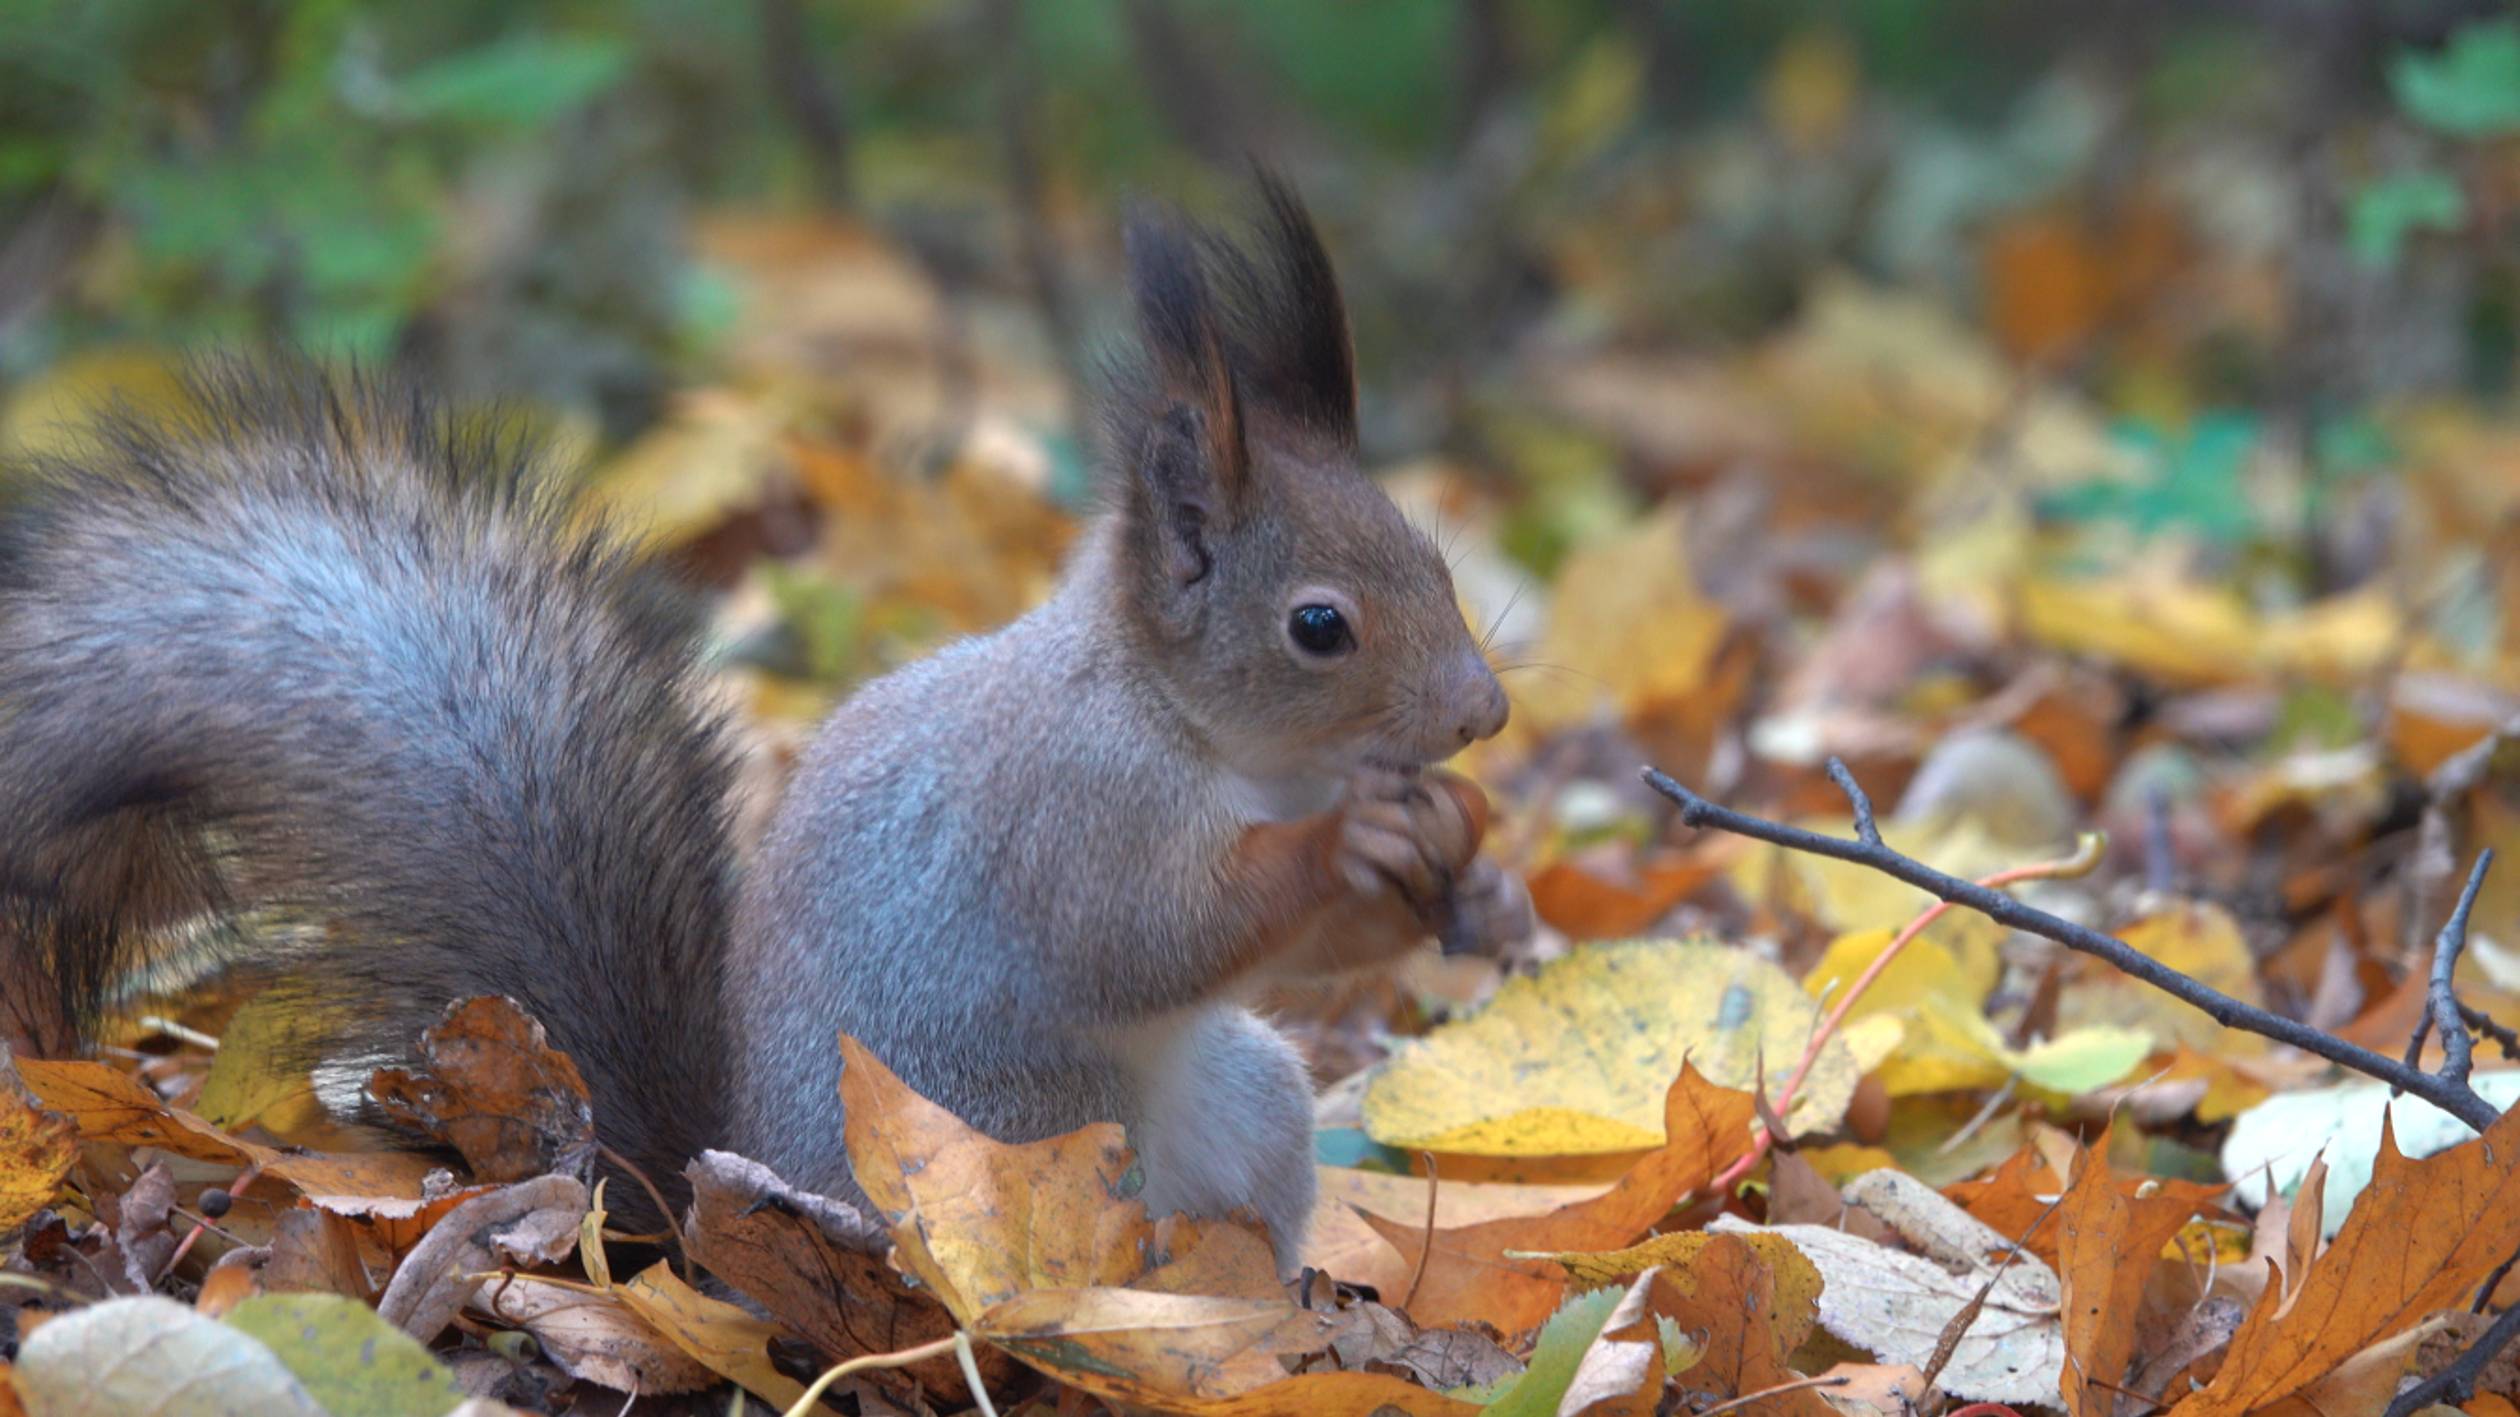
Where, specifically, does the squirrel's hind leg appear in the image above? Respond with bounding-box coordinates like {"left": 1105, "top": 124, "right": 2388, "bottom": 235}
{"left": 1127, "top": 1005, "right": 1318, "bottom": 1275}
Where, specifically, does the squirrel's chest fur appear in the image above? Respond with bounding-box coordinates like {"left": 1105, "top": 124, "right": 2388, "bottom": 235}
{"left": 724, "top": 587, "right": 1321, "bottom": 1238}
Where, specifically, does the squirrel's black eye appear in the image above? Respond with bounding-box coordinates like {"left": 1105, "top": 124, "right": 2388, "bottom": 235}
{"left": 1288, "top": 603, "right": 1353, "bottom": 656}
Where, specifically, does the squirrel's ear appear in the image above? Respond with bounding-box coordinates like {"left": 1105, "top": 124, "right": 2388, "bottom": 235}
{"left": 1120, "top": 208, "right": 1246, "bottom": 595}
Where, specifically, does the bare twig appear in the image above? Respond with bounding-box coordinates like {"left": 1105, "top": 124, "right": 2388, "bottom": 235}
{"left": 1826, "top": 759, "right": 1881, "bottom": 847}
{"left": 1401, "top": 1152, "right": 1439, "bottom": 1313}
{"left": 2381, "top": 1299, "right": 2520, "bottom": 1417}
{"left": 2430, "top": 850, "right": 2495, "bottom": 1087}
{"left": 1642, "top": 764, "right": 2506, "bottom": 1133}
{"left": 1922, "top": 1196, "right": 2060, "bottom": 1392}
{"left": 1689, "top": 1374, "right": 1851, "bottom": 1416}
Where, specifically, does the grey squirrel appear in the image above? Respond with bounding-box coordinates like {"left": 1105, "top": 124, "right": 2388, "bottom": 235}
{"left": 0, "top": 174, "right": 1527, "bottom": 1270}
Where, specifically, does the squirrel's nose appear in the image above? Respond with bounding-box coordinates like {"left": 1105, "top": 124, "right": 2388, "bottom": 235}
{"left": 1454, "top": 658, "right": 1509, "bottom": 745}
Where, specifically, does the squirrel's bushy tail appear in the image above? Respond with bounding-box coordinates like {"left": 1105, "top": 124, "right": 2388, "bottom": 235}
{"left": 0, "top": 360, "right": 737, "bottom": 1200}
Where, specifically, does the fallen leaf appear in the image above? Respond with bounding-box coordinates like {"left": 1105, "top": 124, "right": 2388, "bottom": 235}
{"left": 2171, "top": 1102, "right": 2520, "bottom": 1416}
{"left": 223, "top": 1292, "right": 469, "bottom": 1416}
{"left": 1505, "top": 505, "right": 1734, "bottom": 759}
{"left": 374, "top": 1174, "right": 585, "bottom": 1344}
{"left": 682, "top": 1148, "right": 984, "bottom": 1397}
{"left": 1551, "top": 1269, "right": 1666, "bottom": 1417}
{"left": 15, "top": 1058, "right": 441, "bottom": 1216}
{"left": 0, "top": 1056, "right": 76, "bottom": 1235}
{"left": 1527, "top": 847, "right": 1733, "bottom": 941}
{"left": 2058, "top": 901, "right": 2269, "bottom": 1057}
{"left": 1461, "top": 1280, "right": 1689, "bottom": 1417}
{"left": 1358, "top": 1063, "right": 1755, "bottom": 1332}
{"left": 1303, "top": 1163, "right": 1609, "bottom": 1295}
{"left": 1364, "top": 938, "right": 1856, "bottom": 1154}
{"left": 1647, "top": 1235, "right": 1836, "bottom": 1416}
{"left": 2052, "top": 1137, "right": 2225, "bottom": 1415}
{"left": 366, "top": 996, "right": 596, "bottom": 1185}
{"left": 617, "top": 1260, "right": 811, "bottom": 1411}
{"left": 839, "top": 1035, "right": 1164, "bottom": 1316}
{"left": 468, "top": 1274, "right": 715, "bottom": 1395}
{"left": 13, "top": 1294, "right": 327, "bottom": 1416}
{"left": 2221, "top": 1072, "right": 2520, "bottom": 1235}
{"left": 1521, "top": 1229, "right": 1823, "bottom": 1314}
{"left": 1714, "top": 1172, "right": 2067, "bottom": 1406}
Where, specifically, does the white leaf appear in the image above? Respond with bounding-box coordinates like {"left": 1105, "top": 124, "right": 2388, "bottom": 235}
{"left": 16, "top": 1295, "right": 327, "bottom": 1417}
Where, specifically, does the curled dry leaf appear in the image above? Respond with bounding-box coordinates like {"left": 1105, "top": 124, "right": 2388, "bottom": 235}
{"left": 1358, "top": 1062, "right": 1756, "bottom": 1334}
{"left": 2167, "top": 1102, "right": 2520, "bottom": 1417}
{"left": 13, "top": 1058, "right": 441, "bottom": 1216}
{"left": 0, "top": 1054, "right": 76, "bottom": 1236}
{"left": 681, "top": 1148, "right": 991, "bottom": 1399}
{"left": 2051, "top": 1134, "right": 2225, "bottom": 1416}
{"left": 366, "top": 996, "right": 596, "bottom": 1185}
{"left": 375, "top": 1173, "right": 585, "bottom": 1344}
{"left": 469, "top": 1273, "right": 715, "bottom": 1395}
{"left": 1364, "top": 938, "right": 1849, "bottom": 1154}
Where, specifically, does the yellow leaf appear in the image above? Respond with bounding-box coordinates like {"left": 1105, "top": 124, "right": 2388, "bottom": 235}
{"left": 2059, "top": 901, "right": 2267, "bottom": 1057}
{"left": 1363, "top": 939, "right": 1858, "bottom": 1154}
{"left": 616, "top": 1261, "right": 809, "bottom": 1411}
{"left": 1526, "top": 1228, "right": 1821, "bottom": 1315}
{"left": 0, "top": 1059, "right": 75, "bottom": 1234}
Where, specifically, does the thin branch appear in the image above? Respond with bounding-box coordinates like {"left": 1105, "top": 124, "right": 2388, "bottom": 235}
{"left": 1641, "top": 766, "right": 2506, "bottom": 1133}
{"left": 1827, "top": 758, "right": 1882, "bottom": 847}
{"left": 1690, "top": 1375, "right": 1851, "bottom": 1417}
{"left": 2382, "top": 1299, "right": 2520, "bottom": 1417}
{"left": 2431, "top": 850, "right": 2495, "bottom": 1087}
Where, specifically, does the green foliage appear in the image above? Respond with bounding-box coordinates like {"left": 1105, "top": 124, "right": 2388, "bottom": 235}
{"left": 2348, "top": 170, "right": 2466, "bottom": 270}
{"left": 2391, "top": 18, "right": 2520, "bottom": 137}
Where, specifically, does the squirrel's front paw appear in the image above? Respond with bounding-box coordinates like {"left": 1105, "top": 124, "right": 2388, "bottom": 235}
{"left": 1333, "top": 768, "right": 1487, "bottom": 917}
{"left": 1435, "top": 856, "right": 1535, "bottom": 956}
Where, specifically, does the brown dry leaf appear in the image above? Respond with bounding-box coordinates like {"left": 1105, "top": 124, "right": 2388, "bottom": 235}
{"left": 1944, "top": 1144, "right": 2072, "bottom": 1266}
{"left": 0, "top": 1365, "right": 23, "bottom": 1417}
{"left": 617, "top": 1259, "right": 812, "bottom": 1411}
{"left": 367, "top": 996, "right": 595, "bottom": 1184}
{"left": 1303, "top": 1164, "right": 1609, "bottom": 1295}
{"left": 2053, "top": 1136, "right": 2225, "bottom": 1416}
{"left": 1358, "top": 1062, "right": 1755, "bottom": 1333}
{"left": 2167, "top": 1103, "right": 2520, "bottom": 1416}
{"left": 681, "top": 1148, "right": 990, "bottom": 1399}
{"left": 1647, "top": 1235, "right": 1835, "bottom": 1416}
{"left": 471, "top": 1273, "right": 717, "bottom": 1395}
{"left": 0, "top": 1055, "right": 76, "bottom": 1234}
{"left": 14, "top": 1057, "right": 442, "bottom": 1215}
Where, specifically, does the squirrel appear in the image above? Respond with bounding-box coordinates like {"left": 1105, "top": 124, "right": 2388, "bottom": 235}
{"left": 0, "top": 174, "right": 1527, "bottom": 1271}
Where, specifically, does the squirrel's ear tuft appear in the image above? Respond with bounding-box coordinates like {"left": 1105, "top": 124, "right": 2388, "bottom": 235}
{"left": 1122, "top": 206, "right": 1246, "bottom": 501}
{"left": 1207, "top": 167, "right": 1356, "bottom": 449}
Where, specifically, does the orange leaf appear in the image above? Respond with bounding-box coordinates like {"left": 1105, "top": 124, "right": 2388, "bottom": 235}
{"left": 1528, "top": 847, "right": 1732, "bottom": 940}
{"left": 366, "top": 996, "right": 594, "bottom": 1185}
{"left": 2167, "top": 1103, "right": 2520, "bottom": 1416}
{"left": 0, "top": 1058, "right": 76, "bottom": 1234}
{"left": 2053, "top": 1137, "right": 2225, "bottom": 1416}
{"left": 1359, "top": 1063, "right": 1755, "bottom": 1333}
{"left": 1648, "top": 1235, "right": 1835, "bottom": 1415}
{"left": 15, "top": 1058, "right": 440, "bottom": 1214}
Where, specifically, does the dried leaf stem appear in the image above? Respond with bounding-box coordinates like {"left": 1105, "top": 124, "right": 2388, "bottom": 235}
{"left": 780, "top": 1330, "right": 996, "bottom": 1417}
{"left": 1709, "top": 837, "right": 2102, "bottom": 1194}
{"left": 1642, "top": 763, "right": 2508, "bottom": 1133}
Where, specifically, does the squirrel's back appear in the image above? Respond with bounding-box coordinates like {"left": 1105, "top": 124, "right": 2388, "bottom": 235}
{"left": 0, "top": 361, "right": 738, "bottom": 1198}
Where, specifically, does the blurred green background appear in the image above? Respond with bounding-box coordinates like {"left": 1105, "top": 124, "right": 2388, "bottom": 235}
{"left": 6, "top": 1, "right": 2515, "bottom": 446}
